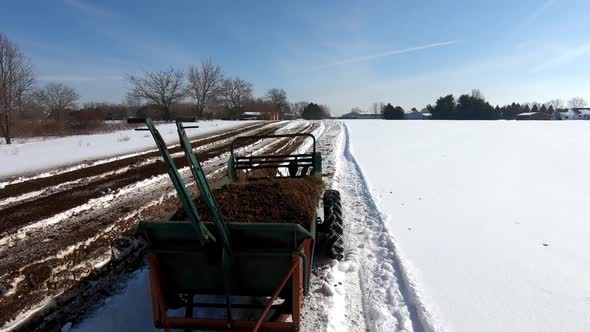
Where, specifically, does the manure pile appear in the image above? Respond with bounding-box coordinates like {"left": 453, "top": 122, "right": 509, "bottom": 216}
{"left": 174, "top": 177, "right": 324, "bottom": 227}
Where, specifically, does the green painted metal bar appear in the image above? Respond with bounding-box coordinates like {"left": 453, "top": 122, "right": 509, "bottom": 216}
{"left": 142, "top": 118, "right": 214, "bottom": 245}
{"left": 175, "top": 121, "right": 232, "bottom": 255}
{"left": 222, "top": 248, "right": 233, "bottom": 327}
{"left": 176, "top": 120, "right": 234, "bottom": 327}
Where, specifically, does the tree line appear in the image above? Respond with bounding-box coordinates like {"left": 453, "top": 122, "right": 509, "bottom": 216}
{"left": 371, "top": 91, "right": 588, "bottom": 120}
{"left": 0, "top": 32, "right": 330, "bottom": 144}
{"left": 425, "top": 91, "right": 587, "bottom": 120}
{"left": 125, "top": 63, "right": 330, "bottom": 121}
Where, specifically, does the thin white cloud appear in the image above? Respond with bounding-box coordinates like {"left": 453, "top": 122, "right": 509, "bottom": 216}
{"left": 64, "top": 0, "right": 113, "bottom": 18}
{"left": 315, "top": 40, "right": 460, "bottom": 69}
{"left": 523, "top": 0, "right": 555, "bottom": 25}
{"left": 531, "top": 43, "right": 590, "bottom": 73}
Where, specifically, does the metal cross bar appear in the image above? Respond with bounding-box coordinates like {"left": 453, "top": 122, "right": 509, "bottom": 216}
{"left": 230, "top": 133, "right": 316, "bottom": 155}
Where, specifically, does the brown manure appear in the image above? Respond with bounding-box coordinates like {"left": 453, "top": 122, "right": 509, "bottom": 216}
{"left": 173, "top": 177, "right": 325, "bottom": 227}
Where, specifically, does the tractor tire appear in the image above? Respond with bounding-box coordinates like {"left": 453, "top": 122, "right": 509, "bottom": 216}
{"left": 322, "top": 189, "right": 344, "bottom": 261}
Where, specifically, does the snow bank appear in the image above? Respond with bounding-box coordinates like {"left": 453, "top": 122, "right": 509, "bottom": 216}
{"left": 346, "top": 120, "right": 590, "bottom": 332}
{"left": 0, "top": 121, "right": 253, "bottom": 180}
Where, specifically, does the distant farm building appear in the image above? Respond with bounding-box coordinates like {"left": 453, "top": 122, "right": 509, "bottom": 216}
{"left": 559, "top": 108, "right": 590, "bottom": 120}
{"left": 282, "top": 112, "right": 297, "bottom": 120}
{"left": 240, "top": 112, "right": 261, "bottom": 120}
{"left": 340, "top": 111, "right": 382, "bottom": 119}
{"left": 405, "top": 109, "right": 428, "bottom": 120}
{"left": 515, "top": 112, "right": 551, "bottom": 120}
{"left": 241, "top": 111, "right": 281, "bottom": 121}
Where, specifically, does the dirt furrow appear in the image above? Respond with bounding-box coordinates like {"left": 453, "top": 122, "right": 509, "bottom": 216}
{"left": 0, "top": 124, "right": 280, "bottom": 236}
{"left": 0, "top": 121, "right": 316, "bottom": 329}
{"left": 0, "top": 122, "right": 267, "bottom": 201}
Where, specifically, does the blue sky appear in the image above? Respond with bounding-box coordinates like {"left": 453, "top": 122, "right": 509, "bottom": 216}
{"left": 2, "top": 0, "right": 590, "bottom": 114}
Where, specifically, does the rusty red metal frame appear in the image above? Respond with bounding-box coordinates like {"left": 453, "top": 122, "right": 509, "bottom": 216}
{"left": 147, "top": 239, "right": 312, "bottom": 332}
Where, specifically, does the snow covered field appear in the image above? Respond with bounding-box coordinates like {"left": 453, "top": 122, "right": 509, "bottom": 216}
{"left": 34, "top": 120, "right": 590, "bottom": 332}
{"left": 0, "top": 121, "right": 253, "bottom": 180}
{"left": 346, "top": 120, "right": 590, "bottom": 332}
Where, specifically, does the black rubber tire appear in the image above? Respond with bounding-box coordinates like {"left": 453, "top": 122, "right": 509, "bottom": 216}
{"left": 322, "top": 189, "right": 344, "bottom": 260}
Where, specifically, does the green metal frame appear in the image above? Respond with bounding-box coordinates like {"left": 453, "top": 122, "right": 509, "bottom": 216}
{"left": 142, "top": 118, "right": 214, "bottom": 245}
{"left": 132, "top": 118, "right": 320, "bottom": 330}
{"left": 228, "top": 133, "right": 322, "bottom": 181}
{"left": 175, "top": 120, "right": 232, "bottom": 255}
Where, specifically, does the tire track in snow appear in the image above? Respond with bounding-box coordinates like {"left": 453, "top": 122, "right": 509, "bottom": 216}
{"left": 330, "top": 123, "right": 442, "bottom": 332}
{"left": 301, "top": 121, "right": 369, "bottom": 332}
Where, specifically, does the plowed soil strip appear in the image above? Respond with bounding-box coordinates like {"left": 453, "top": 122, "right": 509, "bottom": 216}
{"left": 0, "top": 122, "right": 316, "bottom": 329}
{"left": 0, "top": 123, "right": 277, "bottom": 236}
{"left": 0, "top": 122, "right": 267, "bottom": 201}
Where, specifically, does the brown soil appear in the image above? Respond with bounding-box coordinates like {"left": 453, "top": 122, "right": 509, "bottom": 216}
{"left": 0, "top": 123, "right": 276, "bottom": 236}
{"left": 0, "top": 122, "right": 267, "bottom": 200}
{"left": 0, "top": 121, "right": 320, "bottom": 329}
{"left": 175, "top": 177, "right": 325, "bottom": 227}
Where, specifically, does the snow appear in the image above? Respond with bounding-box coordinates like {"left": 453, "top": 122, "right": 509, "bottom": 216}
{"left": 68, "top": 120, "right": 425, "bottom": 332}
{"left": 26, "top": 120, "right": 590, "bottom": 331}
{"left": 0, "top": 121, "right": 253, "bottom": 180}
{"left": 65, "top": 121, "right": 317, "bottom": 331}
{"left": 72, "top": 268, "right": 159, "bottom": 332}
{"left": 326, "top": 121, "right": 435, "bottom": 332}
{"left": 345, "top": 120, "right": 590, "bottom": 332}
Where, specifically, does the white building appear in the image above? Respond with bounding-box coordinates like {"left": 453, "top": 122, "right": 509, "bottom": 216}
{"left": 560, "top": 108, "right": 590, "bottom": 120}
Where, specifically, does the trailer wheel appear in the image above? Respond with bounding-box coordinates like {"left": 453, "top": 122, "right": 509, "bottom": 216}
{"left": 322, "top": 190, "right": 344, "bottom": 260}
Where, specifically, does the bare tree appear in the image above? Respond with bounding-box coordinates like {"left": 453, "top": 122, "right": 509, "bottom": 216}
{"left": 568, "top": 97, "right": 588, "bottom": 109}
{"left": 319, "top": 104, "right": 331, "bottom": 118}
{"left": 123, "top": 91, "right": 143, "bottom": 117}
{"left": 351, "top": 107, "right": 363, "bottom": 113}
{"left": 291, "top": 101, "right": 308, "bottom": 118}
{"left": 370, "top": 102, "right": 385, "bottom": 114}
{"left": 219, "top": 77, "right": 253, "bottom": 118}
{"left": 126, "top": 69, "right": 186, "bottom": 121}
{"left": 471, "top": 89, "right": 485, "bottom": 100}
{"left": 33, "top": 82, "right": 80, "bottom": 121}
{"left": 0, "top": 33, "right": 35, "bottom": 144}
{"left": 187, "top": 58, "right": 224, "bottom": 118}
{"left": 545, "top": 99, "right": 565, "bottom": 110}
{"left": 265, "top": 88, "right": 289, "bottom": 115}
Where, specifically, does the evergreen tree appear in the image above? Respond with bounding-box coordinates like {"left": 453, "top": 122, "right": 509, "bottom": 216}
{"left": 430, "top": 95, "right": 456, "bottom": 119}
{"left": 394, "top": 106, "right": 405, "bottom": 119}
{"left": 382, "top": 103, "right": 395, "bottom": 119}
{"left": 301, "top": 102, "right": 329, "bottom": 119}
{"left": 504, "top": 103, "right": 518, "bottom": 120}
{"left": 455, "top": 94, "right": 495, "bottom": 120}
{"left": 531, "top": 104, "right": 539, "bottom": 113}
{"left": 383, "top": 103, "right": 404, "bottom": 119}
{"left": 539, "top": 104, "right": 549, "bottom": 114}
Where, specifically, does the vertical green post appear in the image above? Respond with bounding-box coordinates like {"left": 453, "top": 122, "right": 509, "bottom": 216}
{"left": 176, "top": 121, "right": 232, "bottom": 255}
{"left": 144, "top": 118, "right": 214, "bottom": 245}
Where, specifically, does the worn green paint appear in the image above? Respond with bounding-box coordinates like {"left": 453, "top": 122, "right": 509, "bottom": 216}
{"left": 137, "top": 221, "right": 315, "bottom": 296}
{"left": 176, "top": 121, "right": 232, "bottom": 255}
{"left": 143, "top": 118, "right": 213, "bottom": 245}
{"left": 137, "top": 122, "right": 322, "bottom": 301}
